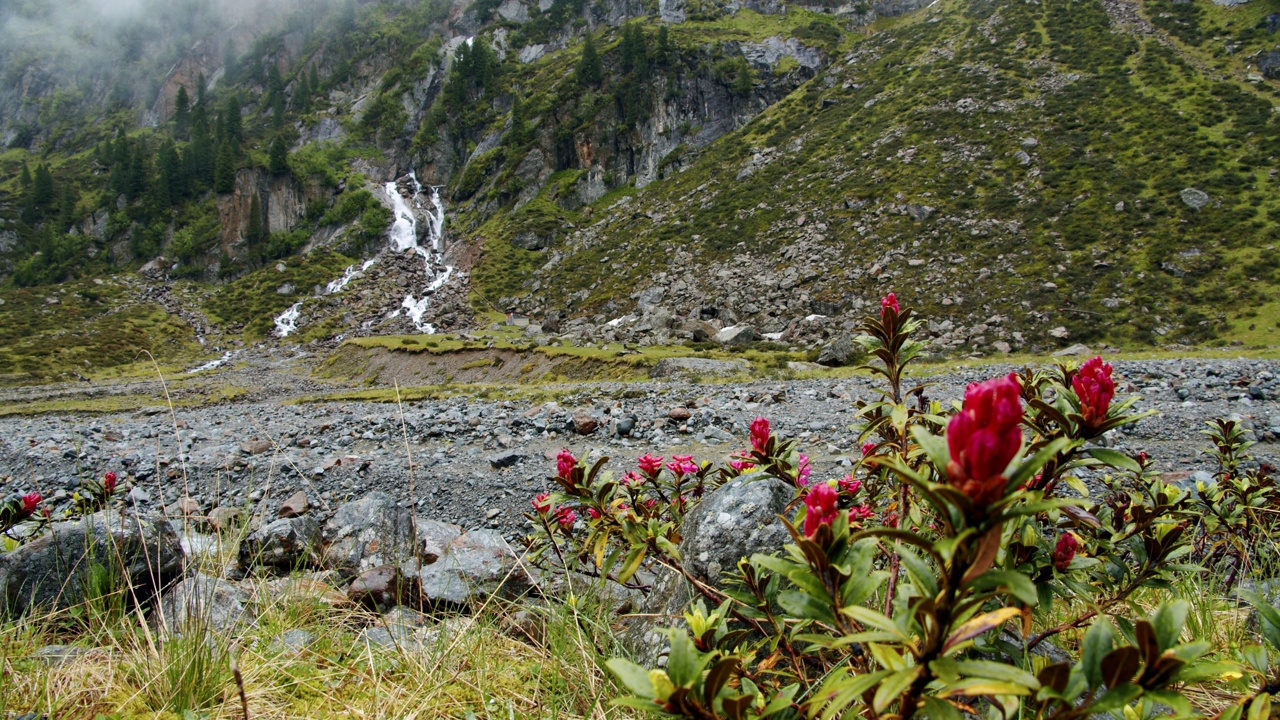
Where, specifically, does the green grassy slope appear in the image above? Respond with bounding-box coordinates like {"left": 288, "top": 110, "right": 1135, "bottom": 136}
{"left": 468, "top": 0, "right": 1280, "bottom": 348}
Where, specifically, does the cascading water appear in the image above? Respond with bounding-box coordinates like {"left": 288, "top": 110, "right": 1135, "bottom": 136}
{"left": 386, "top": 174, "right": 452, "bottom": 333}
{"left": 271, "top": 173, "right": 452, "bottom": 339}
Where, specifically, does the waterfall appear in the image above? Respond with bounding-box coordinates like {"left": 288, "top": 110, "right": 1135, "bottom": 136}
{"left": 386, "top": 174, "right": 452, "bottom": 333}
{"left": 272, "top": 173, "right": 453, "bottom": 339}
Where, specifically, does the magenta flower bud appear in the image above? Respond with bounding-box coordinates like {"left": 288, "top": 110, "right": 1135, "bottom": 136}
{"left": 556, "top": 449, "right": 577, "bottom": 479}
{"left": 750, "top": 417, "right": 770, "bottom": 452}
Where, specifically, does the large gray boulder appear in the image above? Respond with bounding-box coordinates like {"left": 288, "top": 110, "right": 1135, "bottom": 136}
{"left": 712, "top": 325, "right": 758, "bottom": 347}
{"left": 322, "top": 492, "right": 417, "bottom": 580}
{"left": 620, "top": 474, "right": 796, "bottom": 665}
{"left": 239, "top": 515, "right": 323, "bottom": 572}
{"left": 417, "top": 529, "right": 532, "bottom": 605}
{"left": 679, "top": 475, "right": 796, "bottom": 585}
{"left": 817, "top": 336, "right": 856, "bottom": 367}
{"left": 0, "top": 511, "right": 184, "bottom": 618}
{"left": 649, "top": 357, "right": 750, "bottom": 379}
{"left": 157, "top": 573, "right": 254, "bottom": 633}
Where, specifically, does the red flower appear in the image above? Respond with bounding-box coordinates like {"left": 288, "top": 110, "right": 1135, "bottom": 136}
{"left": 103, "top": 471, "right": 117, "bottom": 494}
{"left": 586, "top": 507, "right": 601, "bottom": 519}
{"left": 555, "top": 507, "right": 576, "bottom": 528}
{"left": 667, "top": 454, "right": 698, "bottom": 478}
{"left": 532, "top": 493, "right": 552, "bottom": 514}
{"left": 1053, "top": 533, "right": 1079, "bottom": 572}
{"left": 21, "top": 492, "right": 41, "bottom": 514}
{"left": 803, "top": 482, "right": 840, "bottom": 537}
{"left": 750, "top": 417, "right": 771, "bottom": 452}
{"left": 638, "top": 454, "right": 664, "bottom": 476}
{"left": 795, "top": 453, "right": 812, "bottom": 487}
{"left": 861, "top": 441, "right": 876, "bottom": 457}
{"left": 881, "top": 293, "right": 900, "bottom": 317}
{"left": 556, "top": 449, "right": 577, "bottom": 479}
{"left": 848, "top": 505, "right": 874, "bottom": 521}
{"left": 621, "top": 471, "right": 644, "bottom": 487}
{"left": 729, "top": 456, "right": 755, "bottom": 472}
{"left": 838, "top": 474, "right": 861, "bottom": 494}
{"left": 1072, "top": 356, "right": 1115, "bottom": 430}
{"left": 946, "top": 373, "right": 1024, "bottom": 507}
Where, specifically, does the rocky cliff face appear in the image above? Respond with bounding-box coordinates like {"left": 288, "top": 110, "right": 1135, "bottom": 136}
{"left": 218, "top": 170, "right": 331, "bottom": 257}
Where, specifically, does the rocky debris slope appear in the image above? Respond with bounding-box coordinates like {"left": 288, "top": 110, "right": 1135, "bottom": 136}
{"left": 3, "top": 357, "right": 1280, "bottom": 545}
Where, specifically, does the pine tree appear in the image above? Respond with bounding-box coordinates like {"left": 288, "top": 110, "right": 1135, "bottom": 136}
{"left": 656, "top": 26, "right": 673, "bottom": 68}
{"left": 174, "top": 85, "right": 190, "bottom": 137}
{"left": 197, "top": 74, "right": 207, "bottom": 106}
{"left": 731, "top": 56, "right": 753, "bottom": 96}
{"left": 309, "top": 65, "right": 319, "bottom": 93}
{"left": 127, "top": 142, "right": 149, "bottom": 200}
{"left": 296, "top": 73, "right": 312, "bottom": 114}
{"left": 214, "top": 141, "right": 236, "bottom": 193}
{"left": 576, "top": 33, "right": 602, "bottom": 88}
{"left": 19, "top": 162, "right": 31, "bottom": 189}
{"left": 246, "top": 193, "right": 263, "bottom": 246}
{"left": 158, "top": 139, "right": 183, "bottom": 201}
{"left": 268, "top": 135, "right": 289, "bottom": 175}
{"left": 223, "top": 39, "right": 238, "bottom": 82}
{"left": 506, "top": 93, "right": 529, "bottom": 147}
{"left": 57, "top": 185, "right": 76, "bottom": 231}
{"left": 223, "top": 96, "right": 243, "bottom": 145}
{"left": 32, "top": 164, "right": 56, "bottom": 210}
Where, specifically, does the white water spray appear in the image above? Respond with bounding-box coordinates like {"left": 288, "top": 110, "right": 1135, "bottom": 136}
{"left": 386, "top": 173, "right": 452, "bottom": 333}
{"left": 274, "top": 302, "right": 302, "bottom": 338}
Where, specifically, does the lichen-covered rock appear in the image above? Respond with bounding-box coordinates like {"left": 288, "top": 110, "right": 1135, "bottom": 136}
{"left": 239, "top": 515, "right": 322, "bottom": 572}
{"left": 0, "top": 511, "right": 184, "bottom": 618}
{"left": 322, "top": 492, "right": 417, "bottom": 580}
{"left": 348, "top": 564, "right": 419, "bottom": 611}
{"left": 158, "top": 573, "right": 254, "bottom": 632}
{"left": 679, "top": 474, "right": 795, "bottom": 585}
{"left": 417, "top": 529, "right": 531, "bottom": 605}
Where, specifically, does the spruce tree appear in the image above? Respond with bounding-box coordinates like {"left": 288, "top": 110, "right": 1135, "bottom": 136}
{"left": 268, "top": 136, "right": 289, "bottom": 175}
{"left": 127, "top": 143, "right": 149, "bottom": 200}
{"left": 223, "top": 96, "right": 243, "bottom": 145}
{"left": 32, "top": 164, "right": 56, "bottom": 210}
{"left": 246, "top": 193, "right": 263, "bottom": 246}
{"left": 214, "top": 141, "right": 236, "bottom": 193}
{"left": 506, "top": 94, "right": 529, "bottom": 147}
{"left": 174, "top": 85, "right": 190, "bottom": 136}
{"left": 309, "top": 65, "right": 319, "bottom": 93}
{"left": 576, "top": 33, "right": 602, "bottom": 88}
{"left": 656, "top": 26, "right": 672, "bottom": 68}
{"left": 57, "top": 185, "right": 76, "bottom": 231}
{"left": 19, "top": 162, "right": 31, "bottom": 189}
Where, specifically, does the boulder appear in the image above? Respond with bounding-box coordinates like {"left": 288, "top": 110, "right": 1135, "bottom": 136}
{"left": 0, "top": 511, "right": 184, "bottom": 618}
{"left": 679, "top": 475, "right": 795, "bottom": 585}
{"left": 322, "top": 492, "right": 417, "bottom": 580}
{"left": 572, "top": 413, "right": 599, "bottom": 435}
{"left": 488, "top": 450, "right": 530, "bottom": 469}
{"left": 649, "top": 357, "right": 751, "bottom": 379}
{"left": 157, "top": 573, "right": 255, "bottom": 633}
{"left": 712, "top": 325, "right": 757, "bottom": 347}
{"left": 416, "top": 519, "right": 462, "bottom": 565}
{"left": 417, "top": 529, "right": 532, "bottom": 605}
{"left": 348, "top": 565, "right": 420, "bottom": 611}
{"left": 239, "top": 515, "right": 323, "bottom": 572}
{"left": 1051, "top": 344, "right": 1093, "bottom": 357}
{"left": 1180, "top": 187, "right": 1211, "bottom": 210}
{"left": 1260, "top": 51, "right": 1280, "bottom": 79}
{"left": 817, "top": 336, "right": 856, "bottom": 367}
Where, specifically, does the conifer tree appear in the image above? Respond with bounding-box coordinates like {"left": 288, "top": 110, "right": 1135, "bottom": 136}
{"left": 174, "top": 85, "right": 190, "bottom": 137}
{"left": 19, "top": 162, "right": 31, "bottom": 189}
{"left": 57, "top": 185, "right": 76, "bottom": 231}
{"left": 268, "top": 135, "right": 289, "bottom": 175}
{"left": 32, "top": 164, "right": 56, "bottom": 210}
{"left": 309, "top": 65, "right": 319, "bottom": 93}
{"left": 576, "top": 33, "right": 602, "bottom": 87}
{"left": 506, "top": 93, "right": 529, "bottom": 147}
{"left": 214, "top": 141, "right": 236, "bottom": 193}
{"left": 223, "top": 96, "right": 243, "bottom": 145}
{"left": 246, "top": 193, "right": 263, "bottom": 246}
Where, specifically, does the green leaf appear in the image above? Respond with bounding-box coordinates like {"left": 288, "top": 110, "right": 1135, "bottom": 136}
{"left": 1151, "top": 600, "right": 1189, "bottom": 652}
{"left": 1081, "top": 617, "right": 1114, "bottom": 689}
{"left": 778, "top": 590, "right": 837, "bottom": 625}
{"left": 873, "top": 667, "right": 922, "bottom": 714}
{"left": 760, "top": 685, "right": 799, "bottom": 717}
{"left": 895, "top": 543, "right": 939, "bottom": 598}
{"left": 1085, "top": 447, "right": 1142, "bottom": 473}
{"left": 843, "top": 605, "right": 908, "bottom": 641}
{"left": 943, "top": 608, "right": 1021, "bottom": 654}
{"left": 1006, "top": 437, "right": 1076, "bottom": 489}
{"left": 964, "top": 570, "right": 1039, "bottom": 606}
{"left": 1088, "top": 683, "right": 1142, "bottom": 714}
{"left": 605, "top": 658, "right": 655, "bottom": 698}
{"left": 911, "top": 425, "right": 950, "bottom": 474}
{"left": 922, "top": 697, "right": 964, "bottom": 720}
{"left": 616, "top": 545, "right": 646, "bottom": 584}
{"left": 953, "top": 660, "right": 1039, "bottom": 689}
{"left": 665, "top": 631, "right": 699, "bottom": 688}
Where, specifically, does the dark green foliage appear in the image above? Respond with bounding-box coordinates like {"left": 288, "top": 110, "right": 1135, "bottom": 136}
{"left": 221, "top": 96, "right": 243, "bottom": 146}
{"left": 214, "top": 141, "right": 237, "bottom": 194}
{"left": 506, "top": 94, "right": 530, "bottom": 147}
{"left": 576, "top": 33, "right": 603, "bottom": 88}
{"left": 11, "top": 227, "right": 87, "bottom": 287}
{"left": 246, "top": 194, "right": 264, "bottom": 247}
{"left": 268, "top": 135, "right": 290, "bottom": 175}
{"left": 174, "top": 85, "right": 190, "bottom": 137}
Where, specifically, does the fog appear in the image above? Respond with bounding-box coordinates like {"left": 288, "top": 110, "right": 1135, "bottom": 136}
{"left": 0, "top": 0, "right": 320, "bottom": 115}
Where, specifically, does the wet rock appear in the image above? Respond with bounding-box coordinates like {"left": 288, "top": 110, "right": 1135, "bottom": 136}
{"left": 348, "top": 565, "right": 420, "bottom": 611}
{"left": 0, "top": 510, "right": 184, "bottom": 618}
{"left": 679, "top": 474, "right": 795, "bottom": 585}
{"left": 158, "top": 573, "right": 255, "bottom": 633}
{"left": 278, "top": 490, "right": 310, "bottom": 518}
{"left": 239, "top": 515, "right": 323, "bottom": 572}
{"left": 418, "top": 529, "right": 531, "bottom": 605}
{"left": 322, "top": 492, "right": 417, "bottom": 581}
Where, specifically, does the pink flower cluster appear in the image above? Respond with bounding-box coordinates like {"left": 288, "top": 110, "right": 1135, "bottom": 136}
{"left": 557, "top": 449, "right": 577, "bottom": 479}
{"left": 667, "top": 454, "right": 698, "bottom": 478}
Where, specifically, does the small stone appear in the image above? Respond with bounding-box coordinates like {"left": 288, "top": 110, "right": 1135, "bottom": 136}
{"left": 348, "top": 565, "right": 419, "bottom": 611}
{"left": 207, "top": 506, "right": 242, "bottom": 531}
{"left": 241, "top": 439, "right": 272, "bottom": 455}
{"left": 488, "top": 450, "right": 530, "bottom": 469}
{"left": 1180, "top": 187, "right": 1211, "bottom": 210}
{"left": 668, "top": 407, "right": 692, "bottom": 421}
{"left": 572, "top": 413, "right": 599, "bottom": 435}
{"left": 278, "top": 490, "right": 310, "bottom": 519}
{"left": 1048, "top": 326, "right": 1071, "bottom": 340}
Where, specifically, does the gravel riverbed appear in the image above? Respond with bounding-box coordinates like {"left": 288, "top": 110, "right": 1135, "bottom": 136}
{"left": 3, "top": 356, "right": 1279, "bottom": 540}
